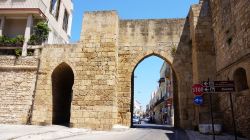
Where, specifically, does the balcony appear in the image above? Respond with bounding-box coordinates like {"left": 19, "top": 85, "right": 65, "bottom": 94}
{"left": 0, "top": 0, "right": 47, "bottom": 17}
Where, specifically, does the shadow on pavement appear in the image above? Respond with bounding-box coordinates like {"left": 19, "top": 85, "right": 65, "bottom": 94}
{"left": 132, "top": 122, "right": 189, "bottom": 140}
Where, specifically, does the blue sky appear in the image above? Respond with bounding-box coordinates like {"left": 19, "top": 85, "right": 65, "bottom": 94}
{"left": 70, "top": 0, "right": 199, "bottom": 109}
{"left": 134, "top": 56, "right": 164, "bottom": 110}
{"left": 70, "top": 0, "right": 199, "bottom": 43}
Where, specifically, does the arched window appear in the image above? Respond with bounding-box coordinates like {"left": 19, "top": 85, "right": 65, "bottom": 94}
{"left": 233, "top": 68, "right": 248, "bottom": 92}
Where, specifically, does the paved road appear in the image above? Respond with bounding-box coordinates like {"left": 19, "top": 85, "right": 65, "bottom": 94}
{"left": 1, "top": 123, "right": 246, "bottom": 140}
{"left": 0, "top": 122, "right": 189, "bottom": 140}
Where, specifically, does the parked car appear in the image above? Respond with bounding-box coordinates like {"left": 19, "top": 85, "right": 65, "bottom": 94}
{"left": 143, "top": 117, "right": 150, "bottom": 122}
{"left": 133, "top": 116, "right": 141, "bottom": 124}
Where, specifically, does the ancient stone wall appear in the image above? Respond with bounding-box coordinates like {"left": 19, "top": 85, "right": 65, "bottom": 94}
{"left": 0, "top": 56, "right": 38, "bottom": 124}
{"left": 210, "top": 0, "right": 250, "bottom": 71}
{"left": 0, "top": 0, "right": 248, "bottom": 135}
{"left": 216, "top": 60, "right": 250, "bottom": 138}
{"left": 209, "top": 0, "right": 250, "bottom": 138}
{"left": 32, "top": 11, "right": 119, "bottom": 130}
{"left": 31, "top": 44, "right": 79, "bottom": 126}
{"left": 189, "top": 0, "right": 217, "bottom": 126}
{"left": 31, "top": 11, "right": 196, "bottom": 130}
{"left": 117, "top": 18, "right": 195, "bottom": 128}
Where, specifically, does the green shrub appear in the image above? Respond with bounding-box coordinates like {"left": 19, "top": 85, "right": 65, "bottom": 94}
{"left": 0, "top": 36, "right": 5, "bottom": 46}
{"left": 0, "top": 35, "right": 24, "bottom": 47}
{"left": 15, "top": 48, "right": 22, "bottom": 56}
{"left": 171, "top": 47, "right": 177, "bottom": 57}
{"left": 28, "top": 35, "right": 39, "bottom": 45}
{"left": 28, "top": 21, "right": 50, "bottom": 45}
{"left": 15, "top": 35, "right": 24, "bottom": 46}
{"left": 27, "top": 51, "right": 33, "bottom": 56}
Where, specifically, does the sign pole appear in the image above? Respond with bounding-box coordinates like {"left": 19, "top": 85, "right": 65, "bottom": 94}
{"left": 229, "top": 92, "right": 237, "bottom": 140}
{"left": 208, "top": 78, "right": 215, "bottom": 140}
{"left": 228, "top": 77, "right": 237, "bottom": 140}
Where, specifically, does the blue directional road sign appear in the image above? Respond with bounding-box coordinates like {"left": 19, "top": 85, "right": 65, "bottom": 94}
{"left": 193, "top": 96, "right": 203, "bottom": 105}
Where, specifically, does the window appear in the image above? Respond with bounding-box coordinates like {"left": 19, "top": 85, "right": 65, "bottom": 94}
{"left": 50, "top": 0, "right": 61, "bottom": 20}
{"left": 62, "top": 9, "right": 69, "bottom": 32}
{"left": 233, "top": 68, "right": 249, "bottom": 92}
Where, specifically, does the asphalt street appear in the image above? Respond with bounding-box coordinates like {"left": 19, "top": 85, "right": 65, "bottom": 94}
{"left": 0, "top": 122, "right": 188, "bottom": 140}
{"left": 0, "top": 122, "right": 247, "bottom": 140}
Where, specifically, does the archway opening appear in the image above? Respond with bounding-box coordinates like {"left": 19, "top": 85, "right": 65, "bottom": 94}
{"left": 51, "top": 62, "right": 74, "bottom": 126}
{"left": 233, "top": 67, "right": 249, "bottom": 92}
{"left": 131, "top": 55, "right": 178, "bottom": 129}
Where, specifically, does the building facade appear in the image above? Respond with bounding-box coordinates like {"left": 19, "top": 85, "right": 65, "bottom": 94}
{"left": 146, "top": 62, "right": 174, "bottom": 125}
{"left": 0, "top": 0, "right": 73, "bottom": 55}
{"left": 133, "top": 100, "right": 143, "bottom": 117}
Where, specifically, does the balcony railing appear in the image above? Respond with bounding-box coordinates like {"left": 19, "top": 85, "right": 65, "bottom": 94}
{"left": 0, "top": 0, "right": 47, "bottom": 14}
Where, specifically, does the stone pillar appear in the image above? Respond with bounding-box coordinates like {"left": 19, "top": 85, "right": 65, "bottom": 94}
{"left": 22, "top": 15, "right": 33, "bottom": 56}
{"left": 71, "top": 11, "right": 119, "bottom": 130}
{"left": 0, "top": 16, "right": 5, "bottom": 36}
{"left": 189, "top": 1, "right": 217, "bottom": 126}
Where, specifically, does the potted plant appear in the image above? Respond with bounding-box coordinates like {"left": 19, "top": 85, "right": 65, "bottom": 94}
{"left": 28, "top": 21, "right": 50, "bottom": 45}
{"left": 0, "top": 35, "right": 24, "bottom": 47}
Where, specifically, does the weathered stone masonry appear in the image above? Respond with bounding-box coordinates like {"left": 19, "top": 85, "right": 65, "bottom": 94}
{"left": 0, "top": 0, "right": 249, "bottom": 138}
{"left": 29, "top": 11, "right": 195, "bottom": 130}
{"left": 0, "top": 56, "right": 38, "bottom": 124}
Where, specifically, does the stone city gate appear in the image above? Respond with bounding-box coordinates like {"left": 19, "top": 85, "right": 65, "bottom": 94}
{"left": 2, "top": 0, "right": 250, "bottom": 138}
{"left": 30, "top": 11, "right": 196, "bottom": 130}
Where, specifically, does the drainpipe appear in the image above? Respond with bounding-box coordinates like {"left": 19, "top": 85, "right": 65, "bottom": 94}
{"left": 27, "top": 48, "right": 42, "bottom": 124}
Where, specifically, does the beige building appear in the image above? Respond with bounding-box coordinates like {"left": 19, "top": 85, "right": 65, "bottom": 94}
{"left": 0, "top": 0, "right": 73, "bottom": 55}
{"left": 146, "top": 62, "right": 174, "bottom": 125}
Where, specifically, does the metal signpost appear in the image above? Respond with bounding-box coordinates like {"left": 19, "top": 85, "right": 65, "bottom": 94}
{"left": 193, "top": 79, "right": 236, "bottom": 140}
{"left": 203, "top": 79, "right": 215, "bottom": 140}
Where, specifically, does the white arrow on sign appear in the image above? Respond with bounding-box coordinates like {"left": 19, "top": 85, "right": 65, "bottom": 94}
{"left": 204, "top": 87, "right": 209, "bottom": 92}
{"left": 203, "top": 82, "right": 209, "bottom": 86}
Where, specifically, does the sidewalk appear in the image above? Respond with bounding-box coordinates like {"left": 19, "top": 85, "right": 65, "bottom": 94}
{"left": 186, "top": 130, "right": 248, "bottom": 140}
{"left": 0, "top": 124, "right": 90, "bottom": 140}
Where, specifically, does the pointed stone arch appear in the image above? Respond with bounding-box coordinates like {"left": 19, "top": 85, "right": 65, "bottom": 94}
{"left": 51, "top": 62, "right": 74, "bottom": 126}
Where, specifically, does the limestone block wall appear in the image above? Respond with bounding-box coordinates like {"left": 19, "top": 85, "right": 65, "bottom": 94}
{"left": 119, "top": 19, "right": 185, "bottom": 47}
{"left": 216, "top": 60, "right": 250, "bottom": 139}
{"left": 0, "top": 56, "right": 38, "bottom": 124}
{"left": 210, "top": 0, "right": 250, "bottom": 71}
{"left": 32, "top": 11, "right": 119, "bottom": 130}
{"left": 31, "top": 44, "right": 79, "bottom": 126}
{"left": 210, "top": 0, "right": 250, "bottom": 138}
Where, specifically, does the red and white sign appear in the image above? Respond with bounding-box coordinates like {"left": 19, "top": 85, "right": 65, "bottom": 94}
{"left": 192, "top": 84, "right": 204, "bottom": 96}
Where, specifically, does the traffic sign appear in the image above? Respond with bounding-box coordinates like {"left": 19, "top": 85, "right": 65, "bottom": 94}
{"left": 202, "top": 81, "right": 214, "bottom": 87}
{"left": 214, "top": 81, "right": 234, "bottom": 87}
{"left": 214, "top": 87, "right": 235, "bottom": 92}
{"left": 202, "top": 81, "right": 234, "bottom": 87}
{"left": 193, "top": 96, "right": 203, "bottom": 105}
{"left": 203, "top": 86, "right": 215, "bottom": 93}
{"left": 192, "top": 84, "right": 204, "bottom": 96}
{"left": 202, "top": 80, "right": 235, "bottom": 92}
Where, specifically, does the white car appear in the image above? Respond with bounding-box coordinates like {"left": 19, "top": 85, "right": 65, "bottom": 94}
{"left": 133, "top": 116, "right": 141, "bottom": 124}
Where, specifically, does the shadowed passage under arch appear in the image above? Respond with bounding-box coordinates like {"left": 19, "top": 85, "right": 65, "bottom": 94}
{"left": 51, "top": 62, "right": 74, "bottom": 126}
